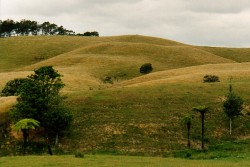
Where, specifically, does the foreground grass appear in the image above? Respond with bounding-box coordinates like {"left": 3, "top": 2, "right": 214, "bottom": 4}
{"left": 1, "top": 155, "right": 249, "bottom": 167}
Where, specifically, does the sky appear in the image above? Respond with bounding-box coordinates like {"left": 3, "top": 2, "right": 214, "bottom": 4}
{"left": 1, "top": 0, "right": 250, "bottom": 47}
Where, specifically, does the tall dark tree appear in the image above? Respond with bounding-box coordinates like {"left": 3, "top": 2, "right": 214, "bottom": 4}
{"left": 182, "top": 115, "right": 193, "bottom": 149}
{"left": 193, "top": 105, "right": 209, "bottom": 150}
{"left": 82, "top": 31, "right": 99, "bottom": 36}
{"left": 15, "top": 19, "right": 33, "bottom": 36}
{"left": 43, "top": 106, "right": 72, "bottom": 145}
{"left": 48, "top": 23, "right": 58, "bottom": 35}
{"left": 0, "top": 20, "right": 2, "bottom": 36}
{"left": 12, "top": 118, "right": 40, "bottom": 155}
{"left": 9, "top": 66, "right": 72, "bottom": 154}
{"left": 91, "top": 31, "right": 99, "bottom": 37}
{"left": 1, "top": 19, "right": 15, "bottom": 36}
{"left": 40, "top": 22, "right": 51, "bottom": 35}
{"left": 30, "top": 21, "right": 40, "bottom": 35}
{"left": 1, "top": 19, "right": 83, "bottom": 37}
{"left": 57, "top": 26, "right": 67, "bottom": 35}
{"left": 223, "top": 84, "right": 243, "bottom": 135}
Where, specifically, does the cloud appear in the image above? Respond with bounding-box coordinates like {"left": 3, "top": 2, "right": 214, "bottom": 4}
{"left": 1, "top": 0, "right": 250, "bottom": 47}
{"left": 184, "top": 0, "right": 250, "bottom": 13}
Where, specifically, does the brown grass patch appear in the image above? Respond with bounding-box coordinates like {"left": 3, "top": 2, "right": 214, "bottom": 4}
{"left": 119, "top": 62, "right": 250, "bottom": 87}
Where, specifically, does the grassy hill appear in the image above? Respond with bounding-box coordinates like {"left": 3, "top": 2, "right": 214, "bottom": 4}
{"left": 1, "top": 35, "right": 250, "bottom": 156}
{"left": 198, "top": 46, "right": 250, "bottom": 63}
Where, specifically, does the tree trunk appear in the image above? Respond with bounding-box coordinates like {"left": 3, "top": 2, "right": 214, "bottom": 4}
{"left": 46, "top": 136, "right": 53, "bottom": 155}
{"left": 187, "top": 123, "right": 191, "bottom": 149}
{"left": 55, "top": 133, "right": 58, "bottom": 145}
{"left": 229, "top": 118, "right": 232, "bottom": 135}
{"left": 201, "top": 113, "right": 205, "bottom": 150}
{"left": 22, "top": 129, "right": 29, "bottom": 155}
{"left": 48, "top": 144, "right": 53, "bottom": 155}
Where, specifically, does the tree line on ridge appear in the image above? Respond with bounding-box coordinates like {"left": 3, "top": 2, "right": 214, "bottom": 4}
{"left": 0, "top": 19, "right": 99, "bottom": 37}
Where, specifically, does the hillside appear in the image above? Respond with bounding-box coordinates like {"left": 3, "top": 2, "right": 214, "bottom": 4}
{"left": 198, "top": 46, "right": 250, "bottom": 63}
{"left": 1, "top": 35, "right": 250, "bottom": 155}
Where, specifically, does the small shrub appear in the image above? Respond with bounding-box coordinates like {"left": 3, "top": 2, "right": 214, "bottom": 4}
{"left": 75, "top": 152, "right": 84, "bottom": 158}
{"left": 114, "top": 72, "right": 127, "bottom": 81}
{"left": 203, "top": 75, "right": 219, "bottom": 83}
{"left": 102, "top": 76, "right": 113, "bottom": 84}
{"left": 140, "top": 63, "right": 153, "bottom": 74}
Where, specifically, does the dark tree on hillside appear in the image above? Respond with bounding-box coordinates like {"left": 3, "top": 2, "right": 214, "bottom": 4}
{"left": 48, "top": 23, "right": 58, "bottom": 35}
{"left": 91, "top": 31, "right": 99, "bottom": 37}
{"left": 81, "top": 31, "right": 99, "bottom": 36}
{"left": 193, "top": 105, "right": 209, "bottom": 150}
{"left": 12, "top": 118, "right": 40, "bottom": 155}
{"left": 30, "top": 21, "right": 40, "bottom": 35}
{"left": 57, "top": 26, "right": 67, "bottom": 35}
{"left": 140, "top": 63, "right": 153, "bottom": 74}
{"left": 1, "top": 78, "right": 28, "bottom": 96}
{"left": 15, "top": 19, "right": 33, "bottom": 36}
{"left": 83, "top": 31, "right": 91, "bottom": 36}
{"left": 65, "top": 30, "right": 75, "bottom": 35}
{"left": 0, "top": 19, "right": 91, "bottom": 37}
{"left": 223, "top": 84, "right": 243, "bottom": 135}
{"left": 182, "top": 115, "right": 194, "bottom": 149}
{"left": 9, "top": 66, "right": 72, "bottom": 154}
{"left": 0, "top": 20, "right": 2, "bottom": 35}
{"left": 1, "top": 19, "right": 15, "bottom": 36}
{"left": 40, "top": 21, "right": 51, "bottom": 35}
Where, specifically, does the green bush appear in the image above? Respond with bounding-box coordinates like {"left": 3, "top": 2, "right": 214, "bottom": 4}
{"left": 75, "top": 152, "right": 84, "bottom": 158}
{"left": 1, "top": 78, "right": 28, "bottom": 96}
{"left": 140, "top": 63, "right": 153, "bottom": 74}
{"left": 203, "top": 75, "right": 219, "bottom": 83}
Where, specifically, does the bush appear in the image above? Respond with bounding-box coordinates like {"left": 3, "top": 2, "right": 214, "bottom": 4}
{"left": 75, "top": 152, "right": 84, "bottom": 158}
{"left": 140, "top": 63, "right": 153, "bottom": 74}
{"left": 102, "top": 76, "right": 113, "bottom": 84}
{"left": 1, "top": 78, "right": 28, "bottom": 96}
{"left": 203, "top": 75, "right": 219, "bottom": 83}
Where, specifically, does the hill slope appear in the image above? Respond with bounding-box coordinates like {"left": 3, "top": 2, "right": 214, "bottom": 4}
{"left": 1, "top": 35, "right": 250, "bottom": 155}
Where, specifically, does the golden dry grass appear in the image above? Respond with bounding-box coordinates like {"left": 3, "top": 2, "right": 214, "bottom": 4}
{"left": 119, "top": 62, "right": 250, "bottom": 87}
{"left": 199, "top": 46, "right": 250, "bottom": 62}
{"left": 0, "top": 35, "right": 184, "bottom": 72}
{"left": 0, "top": 96, "right": 17, "bottom": 112}
{"left": 0, "top": 71, "right": 32, "bottom": 89}
{"left": 0, "top": 96, "right": 17, "bottom": 124}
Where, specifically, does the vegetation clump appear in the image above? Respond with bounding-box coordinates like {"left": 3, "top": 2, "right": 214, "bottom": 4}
{"left": 102, "top": 76, "right": 113, "bottom": 84}
{"left": 0, "top": 19, "right": 99, "bottom": 37}
{"left": 75, "top": 152, "right": 84, "bottom": 158}
{"left": 182, "top": 115, "right": 194, "bottom": 149}
{"left": 1, "top": 78, "right": 28, "bottom": 96}
{"left": 203, "top": 75, "right": 219, "bottom": 82}
{"left": 223, "top": 84, "right": 244, "bottom": 135}
{"left": 12, "top": 118, "right": 40, "bottom": 155}
{"left": 140, "top": 63, "right": 153, "bottom": 74}
{"left": 9, "top": 66, "right": 73, "bottom": 155}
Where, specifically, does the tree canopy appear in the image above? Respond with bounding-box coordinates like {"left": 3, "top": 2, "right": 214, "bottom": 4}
{"left": 193, "top": 105, "right": 209, "bottom": 149}
{"left": 9, "top": 66, "right": 72, "bottom": 144}
{"left": 223, "top": 84, "right": 243, "bottom": 135}
{"left": 0, "top": 19, "right": 99, "bottom": 37}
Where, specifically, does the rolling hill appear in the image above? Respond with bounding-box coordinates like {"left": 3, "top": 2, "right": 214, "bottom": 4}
{"left": 1, "top": 35, "right": 250, "bottom": 155}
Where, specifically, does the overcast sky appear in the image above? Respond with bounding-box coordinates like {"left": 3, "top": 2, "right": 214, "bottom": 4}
{"left": 1, "top": 0, "right": 250, "bottom": 47}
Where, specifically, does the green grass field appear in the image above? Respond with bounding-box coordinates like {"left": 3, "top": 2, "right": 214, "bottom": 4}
{"left": 1, "top": 35, "right": 250, "bottom": 157}
{"left": 1, "top": 155, "right": 250, "bottom": 167}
